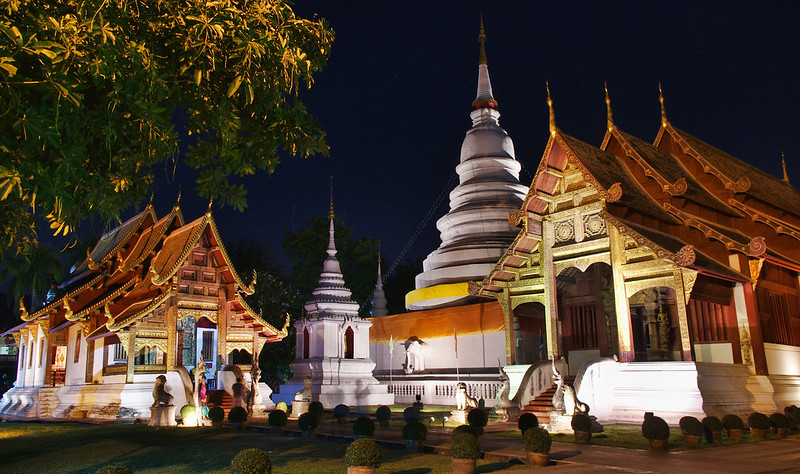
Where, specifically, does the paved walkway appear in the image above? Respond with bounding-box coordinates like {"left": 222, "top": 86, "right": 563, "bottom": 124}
{"left": 250, "top": 418, "right": 800, "bottom": 473}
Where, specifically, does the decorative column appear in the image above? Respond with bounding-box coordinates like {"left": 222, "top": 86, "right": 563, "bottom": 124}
{"left": 41, "top": 321, "right": 54, "bottom": 386}
{"left": 542, "top": 220, "right": 561, "bottom": 360}
{"left": 126, "top": 326, "right": 137, "bottom": 383}
{"left": 498, "top": 290, "right": 515, "bottom": 365}
{"left": 217, "top": 287, "right": 229, "bottom": 367}
{"left": 673, "top": 270, "right": 693, "bottom": 361}
{"left": 732, "top": 281, "right": 768, "bottom": 375}
{"left": 166, "top": 297, "right": 177, "bottom": 371}
{"left": 608, "top": 225, "right": 634, "bottom": 361}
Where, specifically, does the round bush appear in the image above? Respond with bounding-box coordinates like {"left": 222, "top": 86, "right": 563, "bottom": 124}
{"left": 770, "top": 412, "right": 791, "bottom": 429}
{"left": 791, "top": 410, "right": 800, "bottom": 428}
{"left": 298, "top": 412, "right": 318, "bottom": 432}
{"left": 353, "top": 416, "right": 375, "bottom": 437}
{"left": 748, "top": 412, "right": 771, "bottom": 430}
{"left": 402, "top": 420, "right": 427, "bottom": 442}
{"left": 345, "top": 438, "right": 384, "bottom": 468}
{"left": 180, "top": 404, "right": 196, "bottom": 420}
{"left": 208, "top": 406, "right": 225, "bottom": 422}
{"left": 702, "top": 416, "right": 723, "bottom": 431}
{"left": 308, "top": 401, "right": 324, "bottom": 417}
{"left": 333, "top": 404, "right": 350, "bottom": 419}
{"left": 403, "top": 406, "right": 421, "bottom": 422}
{"left": 376, "top": 405, "right": 392, "bottom": 423}
{"left": 518, "top": 413, "right": 539, "bottom": 434}
{"left": 641, "top": 415, "right": 670, "bottom": 440}
{"left": 679, "top": 416, "right": 704, "bottom": 436}
{"left": 450, "top": 432, "right": 482, "bottom": 460}
{"left": 721, "top": 414, "right": 744, "bottom": 430}
{"left": 571, "top": 413, "right": 592, "bottom": 432}
{"left": 467, "top": 408, "right": 488, "bottom": 428}
{"left": 228, "top": 406, "right": 248, "bottom": 424}
{"left": 524, "top": 426, "right": 552, "bottom": 453}
{"left": 96, "top": 466, "right": 133, "bottom": 474}
{"left": 275, "top": 401, "right": 288, "bottom": 413}
{"left": 453, "top": 424, "right": 480, "bottom": 437}
{"left": 230, "top": 448, "right": 271, "bottom": 474}
{"left": 268, "top": 409, "right": 288, "bottom": 427}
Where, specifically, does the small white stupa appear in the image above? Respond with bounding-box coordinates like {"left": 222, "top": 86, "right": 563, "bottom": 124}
{"left": 406, "top": 19, "right": 528, "bottom": 310}
{"left": 275, "top": 195, "right": 393, "bottom": 407}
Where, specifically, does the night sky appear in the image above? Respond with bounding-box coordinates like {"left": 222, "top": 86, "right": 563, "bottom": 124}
{"left": 138, "top": 2, "right": 800, "bottom": 274}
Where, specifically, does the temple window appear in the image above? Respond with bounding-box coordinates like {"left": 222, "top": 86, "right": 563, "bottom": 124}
{"left": 135, "top": 346, "right": 165, "bottom": 365}
{"left": 73, "top": 331, "right": 81, "bottom": 363}
{"left": 231, "top": 349, "right": 251, "bottom": 365}
{"left": 112, "top": 343, "right": 127, "bottom": 362}
{"left": 344, "top": 327, "right": 354, "bottom": 359}
{"left": 201, "top": 331, "right": 214, "bottom": 361}
{"left": 303, "top": 328, "right": 310, "bottom": 359}
{"left": 38, "top": 339, "right": 45, "bottom": 366}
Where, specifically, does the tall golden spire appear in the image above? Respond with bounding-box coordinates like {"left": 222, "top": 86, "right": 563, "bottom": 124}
{"left": 478, "top": 15, "right": 487, "bottom": 65}
{"left": 783, "top": 152, "right": 790, "bottom": 183}
{"left": 546, "top": 82, "right": 556, "bottom": 137}
{"left": 659, "top": 83, "right": 668, "bottom": 128}
{"left": 329, "top": 176, "right": 335, "bottom": 219}
{"left": 605, "top": 82, "right": 614, "bottom": 132}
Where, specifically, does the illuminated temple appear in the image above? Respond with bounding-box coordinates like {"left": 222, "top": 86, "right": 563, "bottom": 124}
{"left": 370, "top": 25, "right": 800, "bottom": 423}
{"left": 0, "top": 202, "right": 287, "bottom": 419}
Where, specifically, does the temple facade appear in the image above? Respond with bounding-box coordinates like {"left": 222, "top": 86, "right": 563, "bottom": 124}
{"left": 0, "top": 203, "right": 286, "bottom": 420}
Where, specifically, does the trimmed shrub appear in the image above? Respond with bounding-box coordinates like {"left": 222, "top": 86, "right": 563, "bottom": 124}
{"left": 467, "top": 408, "right": 488, "bottom": 429}
{"left": 333, "top": 404, "right": 350, "bottom": 420}
{"left": 345, "top": 438, "right": 384, "bottom": 468}
{"left": 571, "top": 413, "right": 592, "bottom": 432}
{"left": 518, "top": 413, "right": 539, "bottom": 434}
{"left": 353, "top": 416, "right": 375, "bottom": 437}
{"left": 791, "top": 410, "right": 800, "bottom": 428}
{"left": 403, "top": 406, "right": 421, "bottom": 423}
{"left": 228, "top": 406, "right": 248, "bottom": 424}
{"left": 641, "top": 414, "right": 670, "bottom": 440}
{"left": 275, "top": 401, "right": 288, "bottom": 413}
{"left": 679, "top": 416, "right": 704, "bottom": 436}
{"left": 376, "top": 405, "right": 392, "bottom": 424}
{"left": 770, "top": 412, "right": 791, "bottom": 429}
{"left": 208, "top": 406, "right": 225, "bottom": 422}
{"left": 180, "top": 404, "right": 196, "bottom": 420}
{"left": 453, "top": 424, "right": 480, "bottom": 438}
{"left": 298, "top": 412, "right": 318, "bottom": 432}
{"left": 702, "top": 416, "right": 723, "bottom": 432}
{"left": 230, "top": 448, "right": 271, "bottom": 474}
{"left": 308, "top": 401, "right": 324, "bottom": 417}
{"left": 268, "top": 409, "right": 288, "bottom": 427}
{"left": 748, "top": 412, "right": 771, "bottom": 430}
{"left": 450, "top": 432, "right": 482, "bottom": 460}
{"left": 524, "top": 426, "right": 552, "bottom": 453}
{"left": 96, "top": 467, "right": 133, "bottom": 474}
{"left": 402, "top": 420, "right": 427, "bottom": 442}
{"left": 722, "top": 414, "right": 744, "bottom": 430}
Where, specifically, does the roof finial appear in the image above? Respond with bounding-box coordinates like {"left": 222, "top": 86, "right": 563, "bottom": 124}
{"left": 174, "top": 186, "right": 182, "bottom": 208}
{"left": 605, "top": 81, "right": 614, "bottom": 132}
{"left": 546, "top": 82, "right": 556, "bottom": 137}
{"left": 659, "top": 83, "right": 668, "bottom": 128}
{"left": 782, "top": 152, "right": 790, "bottom": 183}
{"left": 206, "top": 196, "right": 213, "bottom": 215}
{"left": 329, "top": 176, "right": 334, "bottom": 219}
{"left": 478, "top": 15, "right": 487, "bottom": 65}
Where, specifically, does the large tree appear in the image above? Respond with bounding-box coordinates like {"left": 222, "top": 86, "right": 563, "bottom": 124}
{"left": 0, "top": 0, "right": 333, "bottom": 258}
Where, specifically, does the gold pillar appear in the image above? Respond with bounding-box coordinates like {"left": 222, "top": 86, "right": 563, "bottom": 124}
{"left": 85, "top": 338, "right": 95, "bottom": 384}
{"left": 217, "top": 288, "right": 228, "bottom": 367}
{"left": 542, "top": 220, "right": 561, "bottom": 359}
{"left": 672, "top": 270, "right": 693, "bottom": 361}
{"left": 498, "top": 291, "right": 514, "bottom": 365}
{"left": 166, "top": 297, "right": 177, "bottom": 370}
{"left": 126, "top": 326, "right": 137, "bottom": 383}
{"left": 609, "top": 225, "right": 634, "bottom": 361}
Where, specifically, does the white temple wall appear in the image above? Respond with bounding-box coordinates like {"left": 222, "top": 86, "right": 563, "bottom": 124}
{"left": 29, "top": 326, "right": 45, "bottom": 387}
{"left": 66, "top": 325, "right": 87, "bottom": 386}
{"left": 90, "top": 339, "right": 105, "bottom": 384}
{"left": 371, "top": 331, "right": 506, "bottom": 373}
{"left": 764, "top": 343, "right": 800, "bottom": 376}
{"left": 16, "top": 340, "right": 27, "bottom": 388}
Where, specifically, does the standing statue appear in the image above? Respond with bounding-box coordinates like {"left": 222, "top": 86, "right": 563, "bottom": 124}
{"left": 192, "top": 355, "right": 206, "bottom": 414}
{"left": 551, "top": 357, "right": 588, "bottom": 415}
{"left": 295, "top": 376, "right": 312, "bottom": 401}
{"left": 152, "top": 375, "right": 173, "bottom": 407}
{"left": 495, "top": 366, "right": 520, "bottom": 422}
{"left": 455, "top": 382, "right": 478, "bottom": 410}
{"left": 551, "top": 359, "right": 565, "bottom": 412}
{"left": 403, "top": 337, "right": 425, "bottom": 374}
{"left": 249, "top": 351, "right": 261, "bottom": 415}
{"left": 232, "top": 376, "right": 250, "bottom": 408}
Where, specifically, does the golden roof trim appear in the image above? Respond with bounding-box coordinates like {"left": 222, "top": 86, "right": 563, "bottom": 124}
{"left": 612, "top": 129, "right": 686, "bottom": 197}
{"left": 667, "top": 125, "right": 751, "bottom": 193}
{"left": 233, "top": 292, "right": 282, "bottom": 336}
{"left": 107, "top": 290, "right": 171, "bottom": 331}
{"left": 726, "top": 196, "right": 800, "bottom": 242}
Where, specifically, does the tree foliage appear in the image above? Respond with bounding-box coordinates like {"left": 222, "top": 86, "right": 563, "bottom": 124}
{"left": 282, "top": 215, "right": 379, "bottom": 319}
{"left": 0, "top": 0, "right": 334, "bottom": 258}
{"left": 1, "top": 243, "right": 63, "bottom": 312}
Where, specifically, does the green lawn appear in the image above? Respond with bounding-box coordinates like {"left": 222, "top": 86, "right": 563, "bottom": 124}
{"left": 0, "top": 422, "right": 522, "bottom": 473}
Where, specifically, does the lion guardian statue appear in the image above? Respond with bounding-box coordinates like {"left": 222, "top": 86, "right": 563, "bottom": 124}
{"left": 455, "top": 382, "right": 478, "bottom": 411}
{"left": 152, "top": 375, "right": 174, "bottom": 408}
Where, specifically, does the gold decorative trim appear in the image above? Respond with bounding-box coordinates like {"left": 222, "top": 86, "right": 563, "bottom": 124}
{"left": 680, "top": 268, "right": 699, "bottom": 303}
{"left": 748, "top": 237, "right": 767, "bottom": 257}
{"left": 749, "top": 258, "right": 765, "bottom": 285}
{"left": 225, "top": 341, "right": 252, "bottom": 354}
{"left": 177, "top": 308, "right": 218, "bottom": 323}
{"left": 107, "top": 291, "right": 171, "bottom": 331}
{"left": 727, "top": 198, "right": 800, "bottom": 241}
{"left": 675, "top": 245, "right": 696, "bottom": 266}
{"left": 135, "top": 337, "right": 167, "bottom": 354}
{"left": 508, "top": 210, "right": 524, "bottom": 227}
{"left": 667, "top": 126, "right": 751, "bottom": 193}
{"left": 663, "top": 202, "right": 750, "bottom": 254}
{"left": 606, "top": 182, "right": 623, "bottom": 202}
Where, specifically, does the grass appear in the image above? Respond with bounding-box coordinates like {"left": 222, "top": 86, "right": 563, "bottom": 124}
{"left": 493, "top": 424, "right": 799, "bottom": 450}
{"left": 0, "top": 422, "right": 523, "bottom": 473}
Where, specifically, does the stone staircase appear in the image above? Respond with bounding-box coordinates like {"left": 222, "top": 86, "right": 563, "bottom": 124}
{"left": 520, "top": 376, "right": 574, "bottom": 425}
{"left": 207, "top": 390, "right": 232, "bottom": 414}
{"left": 36, "top": 387, "right": 61, "bottom": 419}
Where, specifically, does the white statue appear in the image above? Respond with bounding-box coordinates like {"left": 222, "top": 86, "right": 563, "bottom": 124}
{"left": 455, "top": 382, "right": 478, "bottom": 410}
{"left": 294, "top": 376, "right": 312, "bottom": 401}
{"left": 404, "top": 338, "right": 425, "bottom": 374}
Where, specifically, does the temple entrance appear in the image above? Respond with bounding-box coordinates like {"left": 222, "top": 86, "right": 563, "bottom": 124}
{"left": 50, "top": 346, "right": 66, "bottom": 387}
{"left": 197, "top": 323, "right": 217, "bottom": 389}
{"left": 557, "top": 263, "right": 615, "bottom": 371}
{"left": 344, "top": 327, "right": 354, "bottom": 359}
{"left": 513, "top": 302, "right": 546, "bottom": 364}
{"left": 628, "top": 287, "right": 680, "bottom": 361}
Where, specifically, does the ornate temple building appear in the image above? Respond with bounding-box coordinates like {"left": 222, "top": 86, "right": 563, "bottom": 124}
{"left": 0, "top": 202, "right": 287, "bottom": 419}
{"left": 276, "top": 201, "right": 393, "bottom": 407}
